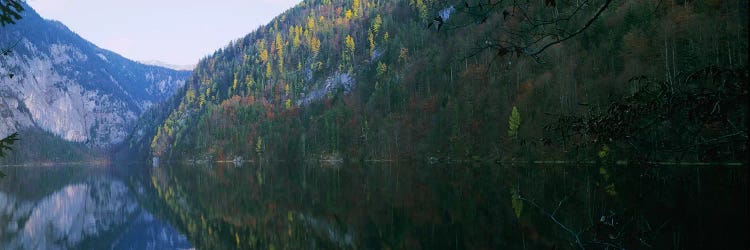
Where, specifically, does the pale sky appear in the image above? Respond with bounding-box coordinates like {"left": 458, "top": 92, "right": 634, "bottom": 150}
{"left": 27, "top": 0, "right": 301, "bottom": 66}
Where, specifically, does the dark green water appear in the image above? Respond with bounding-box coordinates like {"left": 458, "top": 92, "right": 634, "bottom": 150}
{"left": 1, "top": 162, "right": 747, "bottom": 249}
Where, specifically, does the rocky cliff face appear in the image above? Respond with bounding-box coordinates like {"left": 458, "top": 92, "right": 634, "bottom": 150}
{"left": 0, "top": 3, "right": 190, "bottom": 147}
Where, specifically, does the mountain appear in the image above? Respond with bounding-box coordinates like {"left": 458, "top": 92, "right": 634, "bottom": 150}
{"left": 0, "top": 3, "right": 191, "bottom": 149}
{"left": 141, "top": 0, "right": 747, "bottom": 163}
{"left": 138, "top": 60, "right": 195, "bottom": 71}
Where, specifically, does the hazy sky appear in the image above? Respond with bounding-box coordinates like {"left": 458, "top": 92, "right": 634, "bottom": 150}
{"left": 27, "top": 0, "right": 301, "bottom": 66}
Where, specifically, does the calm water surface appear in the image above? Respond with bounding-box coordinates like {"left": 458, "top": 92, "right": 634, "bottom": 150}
{"left": 0, "top": 165, "right": 191, "bottom": 250}
{"left": 1, "top": 162, "right": 747, "bottom": 249}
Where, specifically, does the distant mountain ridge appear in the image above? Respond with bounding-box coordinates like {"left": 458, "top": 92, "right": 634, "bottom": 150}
{"left": 138, "top": 60, "right": 195, "bottom": 71}
{"left": 0, "top": 3, "right": 190, "bottom": 148}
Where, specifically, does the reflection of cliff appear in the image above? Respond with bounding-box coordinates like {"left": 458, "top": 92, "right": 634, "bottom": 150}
{"left": 111, "top": 211, "right": 191, "bottom": 250}
{"left": 0, "top": 179, "right": 136, "bottom": 249}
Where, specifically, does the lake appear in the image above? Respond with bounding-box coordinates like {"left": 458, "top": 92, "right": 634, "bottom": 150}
{"left": 0, "top": 165, "right": 190, "bottom": 250}
{"left": 1, "top": 162, "right": 747, "bottom": 249}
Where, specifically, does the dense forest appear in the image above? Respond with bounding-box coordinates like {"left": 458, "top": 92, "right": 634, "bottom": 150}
{"left": 134, "top": 0, "right": 747, "bottom": 163}
{"left": 0, "top": 0, "right": 746, "bottom": 249}
{"left": 0, "top": 128, "right": 103, "bottom": 164}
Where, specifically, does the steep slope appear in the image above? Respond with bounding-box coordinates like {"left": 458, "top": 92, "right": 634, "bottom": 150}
{"left": 0, "top": 3, "right": 190, "bottom": 148}
{"left": 144, "top": 0, "right": 747, "bottom": 162}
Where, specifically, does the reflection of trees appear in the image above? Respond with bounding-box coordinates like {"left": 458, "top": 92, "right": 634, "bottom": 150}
{"left": 511, "top": 165, "right": 747, "bottom": 249}
{"left": 144, "top": 162, "right": 525, "bottom": 249}
{"left": 145, "top": 161, "right": 747, "bottom": 249}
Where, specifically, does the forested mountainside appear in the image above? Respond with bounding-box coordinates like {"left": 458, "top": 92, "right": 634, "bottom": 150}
{"left": 141, "top": 0, "right": 747, "bottom": 163}
{"left": 0, "top": 3, "right": 190, "bottom": 161}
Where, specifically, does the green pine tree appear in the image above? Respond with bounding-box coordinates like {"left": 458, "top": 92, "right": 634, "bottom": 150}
{"left": 508, "top": 106, "right": 521, "bottom": 138}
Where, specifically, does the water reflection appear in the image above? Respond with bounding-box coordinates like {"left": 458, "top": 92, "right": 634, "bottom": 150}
{"left": 143, "top": 161, "right": 748, "bottom": 249}
{"left": 0, "top": 166, "right": 191, "bottom": 250}
{"left": 4, "top": 162, "right": 743, "bottom": 249}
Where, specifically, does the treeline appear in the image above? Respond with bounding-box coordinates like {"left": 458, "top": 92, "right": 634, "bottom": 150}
{"left": 139, "top": 0, "right": 747, "bottom": 163}
{"left": 0, "top": 128, "right": 102, "bottom": 164}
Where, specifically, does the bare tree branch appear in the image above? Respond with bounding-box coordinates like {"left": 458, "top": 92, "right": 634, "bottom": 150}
{"left": 529, "top": 0, "right": 612, "bottom": 56}
{"left": 444, "top": 0, "right": 614, "bottom": 64}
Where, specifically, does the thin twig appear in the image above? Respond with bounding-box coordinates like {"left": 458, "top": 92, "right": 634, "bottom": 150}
{"left": 530, "top": 0, "right": 612, "bottom": 56}
{"left": 519, "top": 196, "right": 585, "bottom": 249}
